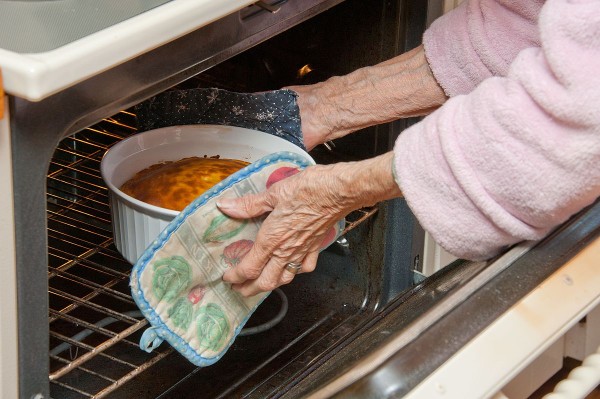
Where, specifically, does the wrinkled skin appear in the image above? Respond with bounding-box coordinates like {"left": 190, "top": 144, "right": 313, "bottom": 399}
{"left": 219, "top": 153, "right": 400, "bottom": 297}
{"left": 218, "top": 164, "right": 348, "bottom": 297}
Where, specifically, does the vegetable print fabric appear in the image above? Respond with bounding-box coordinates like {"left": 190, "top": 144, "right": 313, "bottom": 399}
{"left": 130, "top": 153, "right": 342, "bottom": 366}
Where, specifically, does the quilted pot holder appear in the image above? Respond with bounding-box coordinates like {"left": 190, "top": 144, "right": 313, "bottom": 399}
{"left": 135, "top": 88, "right": 305, "bottom": 150}
{"left": 130, "top": 152, "right": 345, "bottom": 367}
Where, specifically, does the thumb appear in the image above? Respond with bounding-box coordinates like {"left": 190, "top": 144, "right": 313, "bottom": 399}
{"left": 216, "top": 192, "right": 274, "bottom": 219}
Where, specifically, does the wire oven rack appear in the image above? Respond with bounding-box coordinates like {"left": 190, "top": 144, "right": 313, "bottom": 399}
{"left": 46, "top": 112, "right": 377, "bottom": 398}
{"left": 47, "top": 112, "right": 173, "bottom": 398}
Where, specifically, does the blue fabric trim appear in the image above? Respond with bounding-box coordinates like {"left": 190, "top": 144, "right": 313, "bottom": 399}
{"left": 130, "top": 151, "right": 314, "bottom": 367}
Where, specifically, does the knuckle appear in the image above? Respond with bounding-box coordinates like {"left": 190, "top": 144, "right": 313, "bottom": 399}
{"left": 240, "top": 266, "right": 261, "bottom": 280}
{"left": 280, "top": 273, "right": 295, "bottom": 285}
{"left": 250, "top": 242, "right": 271, "bottom": 260}
{"left": 238, "top": 195, "right": 257, "bottom": 214}
{"left": 272, "top": 244, "right": 301, "bottom": 259}
{"left": 246, "top": 192, "right": 275, "bottom": 214}
{"left": 235, "top": 249, "right": 269, "bottom": 280}
{"left": 257, "top": 277, "right": 278, "bottom": 292}
{"left": 301, "top": 261, "right": 317, "bottom": 273}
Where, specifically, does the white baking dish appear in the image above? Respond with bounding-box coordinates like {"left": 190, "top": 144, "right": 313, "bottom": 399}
{"left": 100, "top": 124, "right": 313, "bottom": 264}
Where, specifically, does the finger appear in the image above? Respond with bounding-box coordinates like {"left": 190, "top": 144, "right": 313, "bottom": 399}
{"left": 222, "top": 210, "right": 295, "bottom": 284}
{"left": 278, "top": 267, "right": 298, "bottom": 286}
{"left": 234, "top": 247, "right": 321, "bottom": 297}
{"left": 296, "top": 251, "right": 319, "bottom": 274}
{"left": 233, "top": 256, "right": 292, "bottom": 297}
{"left": 222, "top": 209, "right": 297, "bottom": 285}
{"left": 271, "top": 258, "right": 308, "bottom": 291}
{"left": 222, "top": 241, "right": 270, "bottom": 284}
{"left": 217, "top": 192, "right": 275, "bottom": 219}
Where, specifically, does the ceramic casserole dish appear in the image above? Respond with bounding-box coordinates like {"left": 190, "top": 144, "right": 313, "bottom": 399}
{"left": 100, "top": 124, "right": 313, "bottom": 264}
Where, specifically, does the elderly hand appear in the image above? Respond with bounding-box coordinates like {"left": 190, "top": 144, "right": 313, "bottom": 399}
{"left": 218, "top": 152, "right": 401, "bottom": 297}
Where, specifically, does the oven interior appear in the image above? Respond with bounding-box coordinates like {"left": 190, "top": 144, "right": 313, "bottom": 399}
{"left": 43, "top": 1, "right": 428, "bottom": 398}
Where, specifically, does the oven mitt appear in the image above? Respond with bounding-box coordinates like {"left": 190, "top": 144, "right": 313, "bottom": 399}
{"left": 130, "top": 152, "right": 345, "bottom": 367}
{"left": 135, "top": 88, "right": 305, "bottom": 150}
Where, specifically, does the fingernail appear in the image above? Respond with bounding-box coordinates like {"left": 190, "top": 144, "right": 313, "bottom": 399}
{"left": 216, "top": 198, "right": 234, "bottom": 209}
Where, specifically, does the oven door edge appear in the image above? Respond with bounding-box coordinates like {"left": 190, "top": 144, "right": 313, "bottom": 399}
{"left": 284, "top": 200, "right": 600, "bottom": 398}
{"left": 0, "top": 93, "right": 19, "bottom": 399}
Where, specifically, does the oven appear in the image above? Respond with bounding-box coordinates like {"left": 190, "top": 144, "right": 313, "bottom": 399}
{"left": 1, "top": 1, "right": 599, "bottom": 399}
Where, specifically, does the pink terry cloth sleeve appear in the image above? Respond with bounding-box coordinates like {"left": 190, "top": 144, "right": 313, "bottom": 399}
{"left": 423, "top": 0, "right": 544, "bottom": 96}
{"left": 393, "top": 0, "right": 600, "bottom": 260}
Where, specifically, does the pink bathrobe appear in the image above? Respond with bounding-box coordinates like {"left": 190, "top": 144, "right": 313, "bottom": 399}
{"left": 393, "top": 0, "right": 600, "bottom": 260}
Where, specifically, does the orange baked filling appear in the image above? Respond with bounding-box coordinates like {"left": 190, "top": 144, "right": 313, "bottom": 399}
{"left": 120, "top": 157, "right": 249, "bottom": 211}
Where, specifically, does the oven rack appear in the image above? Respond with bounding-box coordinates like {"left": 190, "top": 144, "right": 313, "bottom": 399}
{"left": 47, "top": 112, "right": 174, "bottom": 399}
{"left": 46, "top": 112, "right": 377, "bottom": 398}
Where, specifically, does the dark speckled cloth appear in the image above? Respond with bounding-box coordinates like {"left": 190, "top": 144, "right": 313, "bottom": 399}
{"left": 135, "top": 88, "right": 306, "bottom": 150}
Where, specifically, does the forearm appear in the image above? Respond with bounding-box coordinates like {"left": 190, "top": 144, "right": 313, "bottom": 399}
{"left": 344, "top": 152, "right": 402, "bottom": 206}
{"left": 290, "top": 45, "right": 447, "bottom": 149}
{"left": 312, "top": 151, "right": 402, "bottom": 213}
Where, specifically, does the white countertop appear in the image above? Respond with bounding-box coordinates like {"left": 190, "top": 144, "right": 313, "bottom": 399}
{"left": 0, "top": 0, "right": 256, "bottom": 101}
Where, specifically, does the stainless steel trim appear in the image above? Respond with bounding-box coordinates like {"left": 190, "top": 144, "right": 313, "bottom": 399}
{"left": 255, "top": 0, "right": 283, "bottom": 13}
{"left": 307, "top": 243, "right": 533, "bottom": 397}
